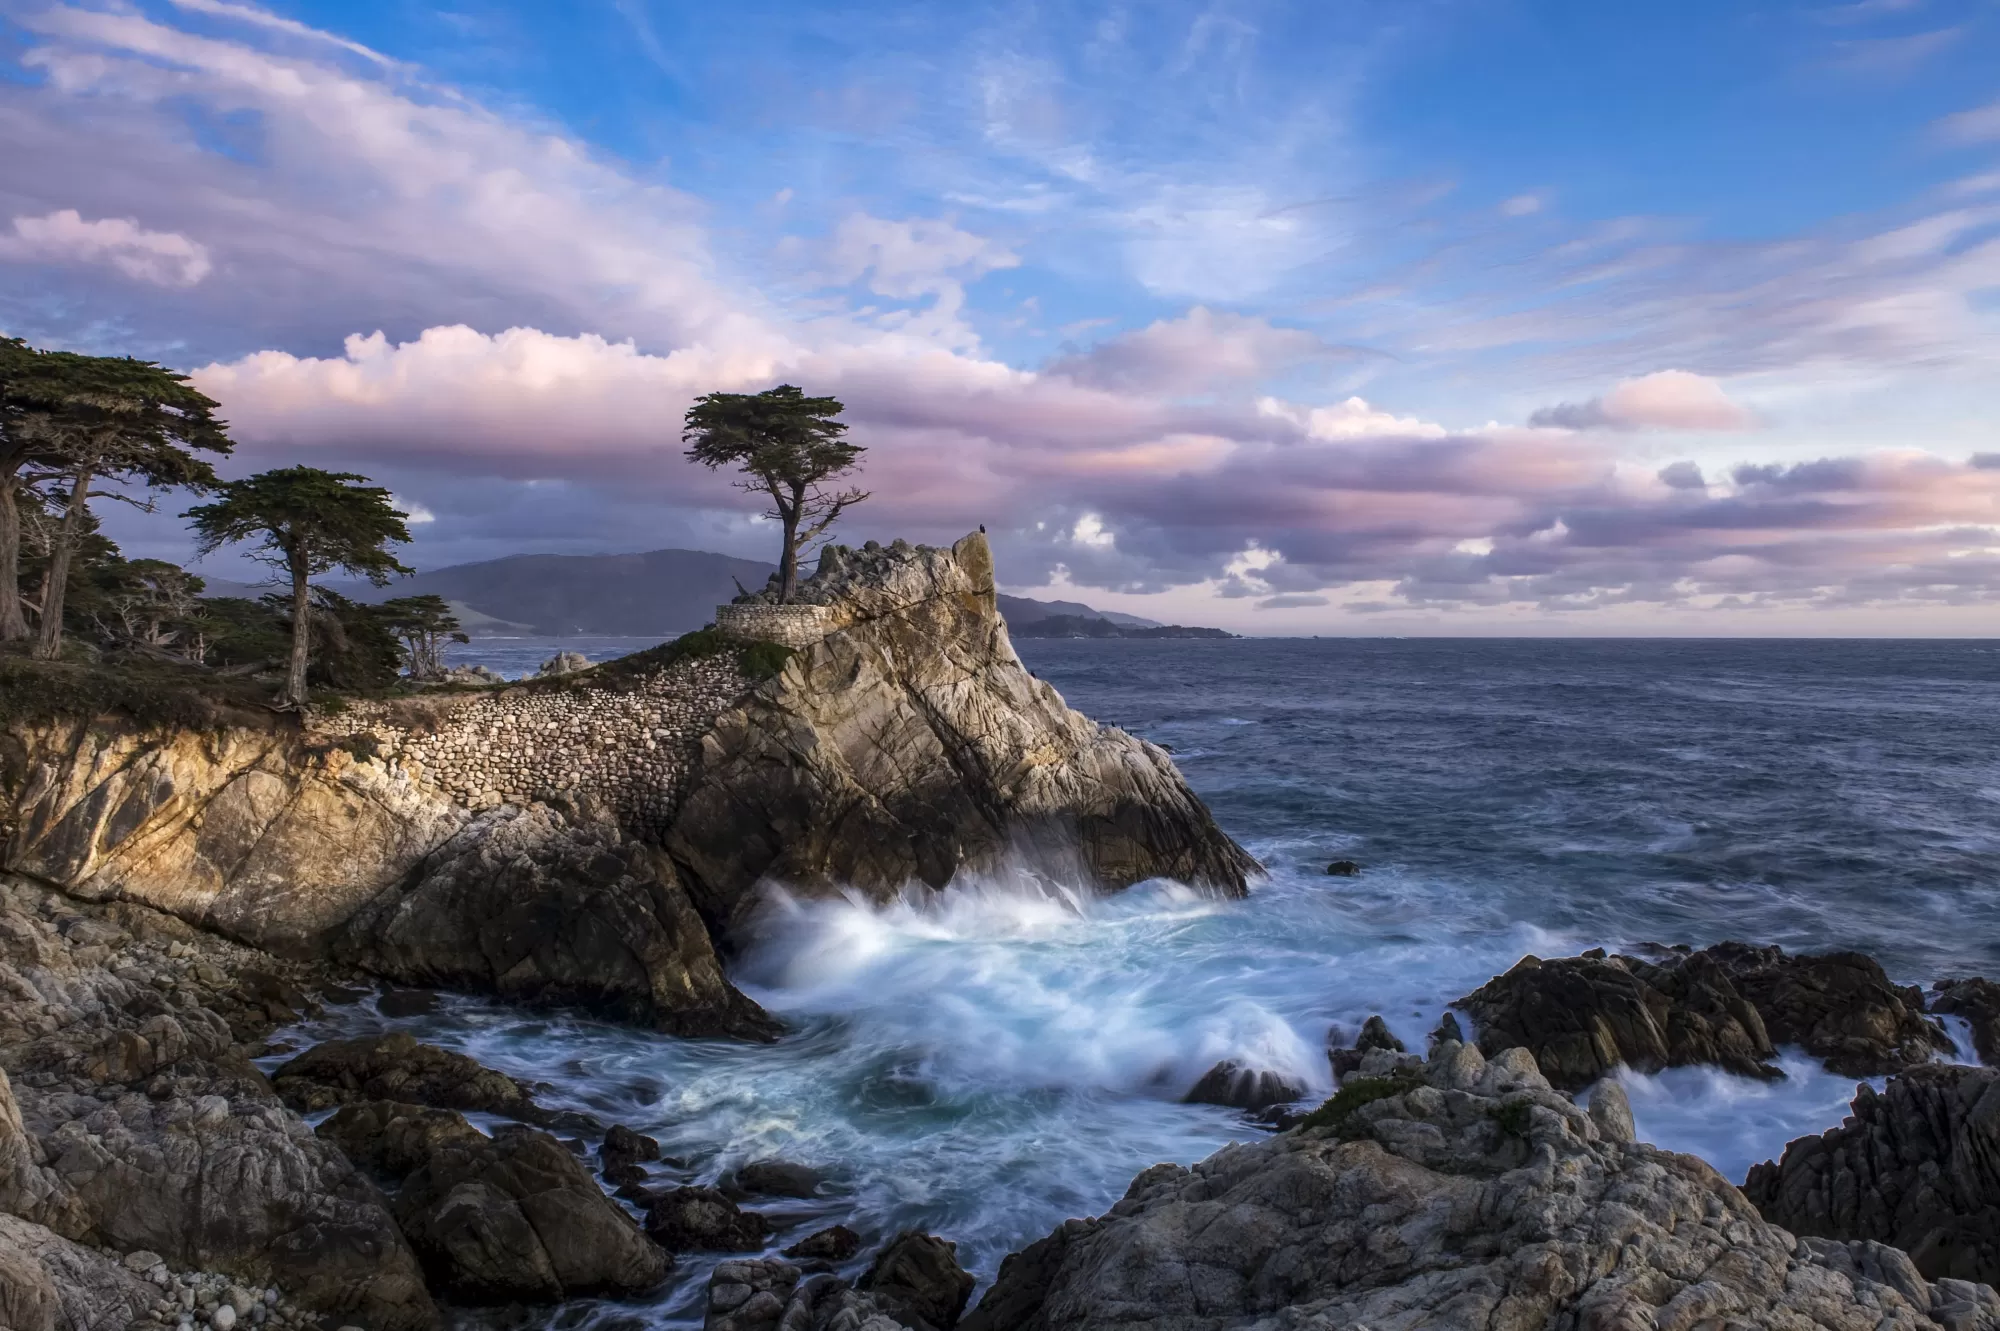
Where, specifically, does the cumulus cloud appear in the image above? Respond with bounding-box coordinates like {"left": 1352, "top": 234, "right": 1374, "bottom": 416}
{"left": 0, "top": 209, "right": 210, "bottom": 286}
{"left": 1529, "top": 371, "right": 1755, "bottom": 432}
{"left": 824, "top": 213, "right": 1018, "bottom": 300}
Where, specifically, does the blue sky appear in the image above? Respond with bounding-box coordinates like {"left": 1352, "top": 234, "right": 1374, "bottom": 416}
{"left": 2, "top": 0, "right": 1999, "bottom": 631}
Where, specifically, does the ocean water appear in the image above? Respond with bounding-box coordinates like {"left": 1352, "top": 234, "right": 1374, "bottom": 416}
{"left": 322, "top": 636, "right": 2000, "bottom": 1326}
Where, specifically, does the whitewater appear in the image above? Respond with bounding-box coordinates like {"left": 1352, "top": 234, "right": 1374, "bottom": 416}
{"left": 285, "top": 636, "right": 2000, "bottom": 1325}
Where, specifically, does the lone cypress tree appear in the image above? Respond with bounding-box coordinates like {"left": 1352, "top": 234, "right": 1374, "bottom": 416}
{"left": 186, "top": 467, "right": 411, "bottom": 708}
{"left": 682, "top": 384, "right": 867, "bottom": 603}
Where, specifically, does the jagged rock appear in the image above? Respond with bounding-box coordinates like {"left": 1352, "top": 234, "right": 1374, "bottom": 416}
{"left": 1182, "top": 1061, "right": 1304, "bottom": 1110}
{"left": 341, "top": 805, "right": 780, "bottom": 1039}
{"left": 0, "top": 1211, "right": 158, "bottom": 1331}
{"left": 534, "top": 652, "right": 591, "bottom": 679}
{"left": 1456, "top": 942, "right": 1951, "bottom": 1089}
{"left": 704, "top": 1257, "right": 812, "bottom": 1331}
{"left": 1428, "top": 1010, "right": 1465, "bottom": 1048}
{"left": 960, "top": 1039, "right": 2000, "bottom": 1331}
{"left": 601, "top": 1123, "right": 662, "bottom": 1187}
{"left": 1707, "top": 940, "right": 1953, "bottom": 1077}
{"left": 669, "top": 534, "right": 1259, "bottom": 939}
{"left": 1328, "top": 1013, "right": 1405, "bottom": 1082}
{"left": 1744, "top": 1063, "right": 2000, "bottom": 1289}
{"left": 734, "top": 1159, "right": 824, "bottom": 1198}
{"left": 785, "top": 1225, "right": 861, "bottom": 1262}
{"left": 1323, "top": 860, "right": 1359, "bottom": 876}
{"left": 273, "top": 1030, "right": 549, "bottom": 1121}
{"left": 393, "top": 1122, "right": 669, "bottom": 1303}
{"left": 1933, "top": 977, "right": 2000, "bottom": 1066}
{"left": 315, "top": 1099, "right": 487, "bottom": 1179}
{"left": 644, "top": 1186, "right": 771, "bottom": 1252}
{"left": 856, "top": 1232, "right": 974, "bottom": 1331}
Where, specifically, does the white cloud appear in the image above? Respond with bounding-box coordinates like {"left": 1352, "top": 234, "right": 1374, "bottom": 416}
{"left": 1499, "top": 194, "right": 1544, "bottom": 217}
{"left": 1048, "top": 307, "right": 1337, "bottom": 393}
{"left": 1529, "top": 370, "right": 1755, "bottom": 432}
{"left": 1937, "top": 99, "right": 2000, "bottom": 144}
{"left": 0, "top": 209, "right": 211, "bottom": 285}
{"left": 824, "top": 213, "right": 1018, "bottom": 301}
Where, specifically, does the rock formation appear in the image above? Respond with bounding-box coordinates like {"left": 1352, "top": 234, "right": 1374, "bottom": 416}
{"left": 669, "top": 535, "right": 1259, "bottom": 939}
{"left": 1934, "top": 977, "right": 2000, "bottom": 1066}
{"left": 1745, "top": 1064, "right": 2000, "bottom": 1290}
{"left": 1454, "top": 941, "right": 1952, "bottom": 1090}
{"left": 701, "top": 1230, "right": 976, "bottom": 1331}
{"left": 961, "top": 1037, "right": 2000, "bottom": 1331}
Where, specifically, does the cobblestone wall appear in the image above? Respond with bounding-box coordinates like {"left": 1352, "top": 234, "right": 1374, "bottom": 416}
{"left": 714, "top": 603, "right": 835, "bottom": 648}
{"left": 334, "top": 654, "right": 749, "bottom": 840}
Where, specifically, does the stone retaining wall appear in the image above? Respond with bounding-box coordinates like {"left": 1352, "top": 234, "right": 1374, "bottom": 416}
{"left": 714, "top": 603, "right": 835, "bottom": 648}
{"left": 331, "top": 654, "right": 750, "bottom": 840}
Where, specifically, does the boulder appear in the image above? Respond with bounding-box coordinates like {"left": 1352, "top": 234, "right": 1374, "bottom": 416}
{"left": 785, "top": 1225, "right": 861, "bottom": 1262}
{"left": 0, "top": 1212, "right": 157, "bottom": 1331}
{"left": 273, "top": 1030, "right": 550, "bottom": 1121}
{"left": 394, "top": 1122, "right": 669, "bottom": 1303}
{"left": 644, "top": 1186, "right": 771, "bottom": 1252}
{"left": 856, "top": 1231, "right": 975, "bottom": 1331}
{"left": 1933, "top": 977, "right": 2000, "bottom": 1066}
{"left": 733, "top": 1159, "right": 823, "bottom": 1199}
{"left": 1323, "top": 860, "right": 1359, "bottom": 876}
{"left": 960, "top": 1039, "right": 2000, "bottom": 1331}
{"left": 1327, "top": 1014, "right": 1405, "bottom": 1082}
{"left": 1454, "top": 941, "right": 1952, "bottom": 1090}
{"left": 342, "top": 805, "right": 781, "bottom": 1039}
{"left": 668, "top": 534, "right": 1259, "bottom": 940}
{"left": 1744, "top": 1063, "right": 2000, "bottom": 1289}
{"left": 315, "top": 1099, "right": 487, "bottom": 1179}
{"left": 534, "top": 652, "right": 592, "bottom": 679}
{"left": 1181, "top": 1061, "right": 1305, "bottom": 1111}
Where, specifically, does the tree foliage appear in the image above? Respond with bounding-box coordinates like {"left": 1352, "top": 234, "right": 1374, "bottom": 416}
{"left": 682, "top": 384, "right": 867, "bottom": 603}
{"left": 378, "top": 594, "right": 467, "bottom": 680}
{"left": 185, "top": 466, "right": 411, "bottom": 707}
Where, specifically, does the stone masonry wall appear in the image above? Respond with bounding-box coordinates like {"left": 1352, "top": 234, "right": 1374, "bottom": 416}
{"left": 714, "top": 603, "right": 835, "bottom": 648}
{"left": 328, "top": 654, "right": 750, "bottom": 841}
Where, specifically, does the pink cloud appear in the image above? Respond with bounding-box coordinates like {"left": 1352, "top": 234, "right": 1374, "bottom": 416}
{"left": 1529, "top": 370, "right": 1756, "bottom": 432}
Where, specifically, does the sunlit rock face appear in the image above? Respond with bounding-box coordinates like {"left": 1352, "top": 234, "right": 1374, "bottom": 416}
{"left": 669, "top": 532, "right": 1261, "bottom": 941}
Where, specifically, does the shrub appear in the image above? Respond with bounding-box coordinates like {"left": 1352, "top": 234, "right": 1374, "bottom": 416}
{"left": 1295, "top": 1070, "right": 1422, "bottom": 1137}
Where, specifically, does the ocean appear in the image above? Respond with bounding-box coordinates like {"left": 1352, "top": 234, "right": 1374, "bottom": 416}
{"left": 303, "top": 635, "right": 2000, "bottom": 1326}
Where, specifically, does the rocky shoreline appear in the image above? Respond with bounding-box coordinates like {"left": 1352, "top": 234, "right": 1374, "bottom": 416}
{"left": 2, "top": 534, "right": 1997, "bottom": 1329}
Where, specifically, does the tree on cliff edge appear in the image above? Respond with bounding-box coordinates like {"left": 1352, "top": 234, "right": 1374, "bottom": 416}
{"left": 186, "top": 467, "right": 412, "bottom": 708}
{"left": 682, "top": 384, "right": 868, "bottom": 603}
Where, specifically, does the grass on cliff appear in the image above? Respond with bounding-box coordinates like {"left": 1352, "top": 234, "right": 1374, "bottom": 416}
{"left": 540, "top": 626, "right": 795, "bottom": 693}
{"left": 0, "top": 648, "right": 285, "bottom": 730}
{"left": 1295, "top": 1070, "right": 1424, "bottom": 1138}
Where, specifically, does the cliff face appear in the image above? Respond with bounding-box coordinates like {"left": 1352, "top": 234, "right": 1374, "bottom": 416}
{"left": 669, "top": 533, "right": 1260, "bottom": 938}
{"left": 0, "top": 530, "right": 1255, "bottom": 1027}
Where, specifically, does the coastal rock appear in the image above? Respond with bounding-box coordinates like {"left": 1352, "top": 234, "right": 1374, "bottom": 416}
{"left": 856, "top": 1231, "right": 974, "bottom": 1331}
{"left": 644, "top": 1186, "right": 771, "bottom": 1252}
{"left": 1181, "top": 1061, "right": 1304, "bottom": 1111}
{"left": 668, "top": 534, "right": 1259, "bottom": 939}
{"left": 785, "top": 1225, "right": 861, "bottom": 1262}
{"left": 393, "top": 1122, "right": 669, "bottom": 1303}
{"left": 0, "top": 1211, "right": 158, "bottom": 1331}
{"left": 960, "top": 1039, "right": 2000, "bottom": 1331}
{"left": 272, "top": 1030, "right": 549, "bottom": 1121}
{"left": 1744, "top": 1063, "right": 2000, "bottom": 1289}
{"left": 1454, "top": 941, "right": 1950, "bottom": 1089}
{"left": 1933, "top": 977, "right": 2000, "bottom": 1066}
{"left": 1327, "top": 1013, "right": 1405, "bottom": 1082}
{"left": 315, "top": 1099, "right": 488, "bottom": 1179}
{"left": 338, "top": 806, "right": 778, "bottom": 1039}
{"left": 734, "top": 1159, "right": 824, "bottom": 1198}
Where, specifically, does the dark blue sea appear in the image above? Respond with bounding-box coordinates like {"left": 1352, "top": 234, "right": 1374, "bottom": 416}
{"left": 357, "top": 635, "right": 2000, "bottom": 1324}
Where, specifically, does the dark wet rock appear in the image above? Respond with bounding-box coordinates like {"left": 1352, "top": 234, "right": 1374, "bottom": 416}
{"left": 1457, "top": 948, "right": 1778, "bottom": 1091}
{"left": 315, "top": 1098, "right": 486, "bottom": 1180}
{"left": 273, "top": 1030, "right": 549, "bottom": 1122}
{"left": 1428, "top": 1011, "right": 1465, "bottom": 1049}
{"left": 704, "top": 1257, "right": 816, "bottom": 1331}
{"left": 785, "top": 1224, "right": 862, "bottom": 1262}
{"left": 1744, "top": 1063, "right": 2000, "bottom": 1289}
{"left": 394, "top": 1122, "right": 669, "bottom": 1303}
{"left": 734, "top": 1159, "right": 824, "bottom": 1198}
{"left": 1323, "top": 860, "right": 1360, "bottom": 876}
{"left": 644, "top": 1186, "right": 771, "bottom": 1252}
{"left": 374, "top": 988, "right": 439, "bottom": 1018}
{"left": 1933, "top": 977, "right": 2000, "bottom": 1066}
{"left": 343, "top": 806, "right": 782, "bottom": 1041}
{"left": 1181, "top": 1061, "right": 1305, "bottom": 1110}
{"left": 1706, "top": 941, "right": 1953, "bottom": 1077}
{"left": 601, "top": 1122, "right": 663, "bottom": 1184}
{"left": 1327, "top": 1013, "right": 1405, "bottom": 1082}
{"left": 857, "top": 1231, "right": 975, "bottom": 1331}
{"left": 960, "top": 1038, "right": 2000, "bottom": 1331}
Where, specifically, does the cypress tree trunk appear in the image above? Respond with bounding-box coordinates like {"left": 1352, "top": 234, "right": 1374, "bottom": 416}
{"left": 0, "top": 474, "right": 25, "bottom": 642}
{"left": 284, "top": 544, "right": 311, "bottom": 708}
{"left": 778, "top": 487, "right": 802, "bottom": 605}
{"left": 30, "top": 466, "right": 91, "bottom": 661}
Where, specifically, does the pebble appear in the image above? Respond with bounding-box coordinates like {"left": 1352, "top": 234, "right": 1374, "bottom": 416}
{"left": 211, "top": 1307, "right": 236, "bottom": 1331}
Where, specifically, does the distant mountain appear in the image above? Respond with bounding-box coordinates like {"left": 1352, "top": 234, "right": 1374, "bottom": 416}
{"left": 194, "top": 548, "right": 1223, "bottom": 638}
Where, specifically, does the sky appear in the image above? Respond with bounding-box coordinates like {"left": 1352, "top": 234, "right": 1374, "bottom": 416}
{"left": 3, "top": 0, "right": 2000, "bottom": 634}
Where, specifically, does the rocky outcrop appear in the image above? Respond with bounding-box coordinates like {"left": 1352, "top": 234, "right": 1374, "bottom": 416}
{"left": 1745, "top": 1064, "right": 2000, "bottom": 1289}
{"left": 644, "top": 1186, "right": 772, "bottom": 1252}
{"left": 960, "top": 1038, "right": 2000, "bottom": 1331}
{"left": 1934, "top": 978, "right": 2000, "bottom": 1066}
{"left": 272, "top": 1030, "right": 550, "bottom": 1121}
{"left": 0, "top": 874, "right": 435, "bottom": 1331}
{"left": 1181, "top": 1061, "right": 1304, "bottom": 1110}
{"left": 669, "top": 534, "right": 1258, "bottom": 939}
{"left": 701, "top": 1230, "right": 975, "bottom": 1331}
{"left": 1455, "top": 941, "right": 1951, "bottom": 1090}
